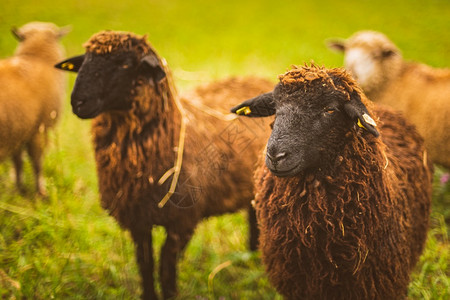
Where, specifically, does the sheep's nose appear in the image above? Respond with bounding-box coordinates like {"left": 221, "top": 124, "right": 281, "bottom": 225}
{"left": 266, "top": 151, "right": 288, "bottom": 165}
{"left": 72, "top": 97, "right": 87, "bottom": 108}
{"left": 75, "top": 100, "right": 83, "bottom": 106}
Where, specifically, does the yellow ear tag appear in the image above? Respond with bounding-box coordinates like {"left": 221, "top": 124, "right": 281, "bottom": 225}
{"left": 236, "top": 106, "right": 252, "bottom": 115}
{"left": 61, "top": 62, "right": 74, "bottom": 70}
{"left": 357, "top": 118, "right": 367, "bottom": 130}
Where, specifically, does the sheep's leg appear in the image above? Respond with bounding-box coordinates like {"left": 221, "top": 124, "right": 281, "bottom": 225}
{"left": 131, "top": 228, "right": 158, "bottom": 300}
{"left": 248, "top": 204, "right": 260, "bottom": 251}
{"left": 11, "top": 150, "right": 25, "bottom": 194}
{"left": 26, "top": 133, "right": 46, "bottom": 196}
{"left": 160, "top": 227, "right": 194, "bottom": 299}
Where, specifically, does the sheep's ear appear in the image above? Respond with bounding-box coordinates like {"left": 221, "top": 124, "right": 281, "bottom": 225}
{"left": 326, "top": 38, "right": 346, "bottom": 52}
{"left": 343, "top": 92, "right": 379, "bottom": 137}
{"left": 139, "top": 55, "right": 166, "bottom": 82}
{"left": 11, "top": 27, "right": 24, "bottom": 41}
{"left": 230, "top": 92, "right": 276, "bottom": 118}
{"left": 57, "top": 25, "right": 72, "bottom": 39}
{"left": 54, "top": 55, "right": 85, "bottom": 73}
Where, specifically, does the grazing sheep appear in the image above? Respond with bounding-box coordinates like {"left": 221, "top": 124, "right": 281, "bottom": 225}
{"left": 231, "top": 65, "right": 433, "bottom": 299}
{"left": 327, "top": 30, "right": 450, "bottom": 168}
{"left": 0, "top": 21, "right": 69, "bottom": 196}
{"left": 55, "top": 31, "right": 272, "bottom": 299}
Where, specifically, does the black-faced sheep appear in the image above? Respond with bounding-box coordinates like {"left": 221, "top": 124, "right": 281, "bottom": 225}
{"left": 231, "top": 65, "right": 433, "bottom": 299}
{"left": 327, "top": 30, "right": 450, "bottom": 169}
{"left": 0, "top": 22, "right": 69, "bottom": 195}
{"left": 55, "top": 31, "right": 272, "bottom": 299}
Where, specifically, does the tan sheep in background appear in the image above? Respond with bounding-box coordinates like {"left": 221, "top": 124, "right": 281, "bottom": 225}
{"left": 0, "top": 22, "right": 69, "bottom": 195}
{"left": 327, "top": 30, "right": 450, "bottom": 169}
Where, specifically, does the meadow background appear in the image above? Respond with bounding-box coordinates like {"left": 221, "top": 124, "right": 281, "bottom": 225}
{"left": 0, "top": 0, "right": 449, "bottom": 298}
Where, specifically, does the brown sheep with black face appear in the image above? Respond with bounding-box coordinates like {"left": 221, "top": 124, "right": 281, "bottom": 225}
{"left": 55, "top": 31, "right": 272, "bottom": 299}
{"left": 0, "top": 22, "right": 69, "bottom": 195}
{"left": 231, "top": 65, "right": 433, "bottom": 299}
{"left": 328, "top": 31, "right": 450, "bottom": 169}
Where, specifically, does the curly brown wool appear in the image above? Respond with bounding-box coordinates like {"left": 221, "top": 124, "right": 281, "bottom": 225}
{"left": 84, "top": 31, "right": 150, "bottom": 55}
{"left": 254, "top": 66, "right": 433, "bottom": 299}
{"left": 78, "top": 31, "right": 273, "bottom": 299}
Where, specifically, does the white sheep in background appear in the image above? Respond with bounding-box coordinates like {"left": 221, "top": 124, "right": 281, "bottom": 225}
{"left": 327, "top": 30, "right": 450, "bottom": 169}
{"left": 0, "top": 22, "right": 70, "bottom": 195}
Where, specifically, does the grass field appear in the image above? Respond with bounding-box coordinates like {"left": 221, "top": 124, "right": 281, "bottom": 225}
{"left": 1, "top": 0, "right": 449, "bottom": 299}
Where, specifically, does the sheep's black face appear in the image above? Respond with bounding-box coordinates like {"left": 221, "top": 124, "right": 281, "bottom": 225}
{"left": 69, "top": 52, "right": 140, "bottom": 118}
{"left": 231, "top": 74, "right": 379, "bottom": 178}
{"left": 264, "top": 88, "right": 354, "bottom": 177}
{"left": 55, "top": 51, "right": 165, "bottom": 119}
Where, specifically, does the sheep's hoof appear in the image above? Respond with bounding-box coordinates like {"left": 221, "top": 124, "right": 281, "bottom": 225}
{"left": 36, "top": 178, "right": 48, "bottom": 198}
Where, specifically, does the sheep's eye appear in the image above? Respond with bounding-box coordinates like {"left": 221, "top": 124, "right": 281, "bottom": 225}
{"left": 122, "top": 64, "right": 129, "bottom": 69}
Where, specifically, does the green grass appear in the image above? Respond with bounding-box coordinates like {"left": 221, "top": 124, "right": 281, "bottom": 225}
{"left": 1, "top": 0, "right": 449, "bottom": 298}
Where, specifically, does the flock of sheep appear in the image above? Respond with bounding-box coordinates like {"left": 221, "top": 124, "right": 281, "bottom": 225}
{"left": 1, "top": 21, "right": 448, "bottom": 299}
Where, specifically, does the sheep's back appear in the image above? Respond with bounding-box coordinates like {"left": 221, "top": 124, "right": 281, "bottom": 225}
{"left": 181, "top": 76, "right": 273, "bottom": 216}
{"left": 374, "top": 63, "right": 450, "bottom": 168}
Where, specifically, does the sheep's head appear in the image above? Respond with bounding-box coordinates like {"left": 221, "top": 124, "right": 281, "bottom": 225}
{"left": 231, "top": 65, "right": 379, "bottom": 177}
{"left": 12, "top": 22, "right": 70, "bottom": 42}
{"left": 54, "top": 31, "right": 166, "bottom": 119}
{"left": 12, "top": 22, "right": 70, "bottom": 61}
{"left": 327, "top": 31, "right": 402, "bottom": 95}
